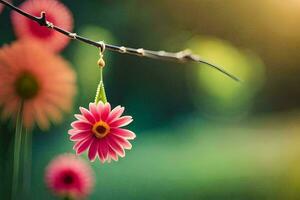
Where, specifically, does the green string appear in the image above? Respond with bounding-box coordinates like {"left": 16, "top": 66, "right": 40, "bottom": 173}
{"left": 95, "top": 68, "right": 107, "bottom": 104}
{"left": 12, "top": 102, "right": 23, "bottom": 200}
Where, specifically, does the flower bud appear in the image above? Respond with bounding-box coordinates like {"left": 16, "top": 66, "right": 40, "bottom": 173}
{"left": 97, "top": 58, "right": 105, "bottom": 68}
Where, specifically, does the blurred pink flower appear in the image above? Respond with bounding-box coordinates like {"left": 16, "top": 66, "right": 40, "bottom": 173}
{"left": 45, "top": 154, "right": 94, "bottom": 199}
{"left": 11, "top": 0, "right": 73, "bottom": 52}
{"left": 0, "top": 0, "right": 11, "bottom": 14}
{"left": 69, "top": 102, "right": 135, "bottom": 163}
{"left": 0, "top": 40, "right": 76, "bottom": 130}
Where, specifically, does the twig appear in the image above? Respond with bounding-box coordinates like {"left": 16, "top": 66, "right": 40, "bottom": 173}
{"left": 0, "top": 0, "right": 240, "bottom": 82}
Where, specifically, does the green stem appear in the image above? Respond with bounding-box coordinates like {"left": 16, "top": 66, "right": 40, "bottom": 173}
{"left": 11, "top": 102, "right": 23, "bottom": 200}
{"left": 22, "top": 128, "right": 32, "bottom": 198}
{"left": 95, "top": 68, "right": 107, "bottom": 104}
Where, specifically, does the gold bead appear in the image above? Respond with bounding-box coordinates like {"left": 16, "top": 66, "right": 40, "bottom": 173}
{"left": 97, "top": 58, "right": 105, "bottom": 68}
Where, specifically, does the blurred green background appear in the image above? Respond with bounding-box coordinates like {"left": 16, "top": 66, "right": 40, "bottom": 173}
{"left": 1, "top": 0, "right": 300, "bottom": 199}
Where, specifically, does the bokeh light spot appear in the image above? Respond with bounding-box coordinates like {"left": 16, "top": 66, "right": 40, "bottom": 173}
{"left": 187, "top": 37, "right": 265, "bottom": 116}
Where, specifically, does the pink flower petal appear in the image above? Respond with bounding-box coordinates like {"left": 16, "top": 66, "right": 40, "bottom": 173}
{"left": 76, "top": 137, "right": 93, "bottom": 155}
{"left": 106, "top": 106, "right": 124, "bottom": 123}
{"left": 73, "top": 137, "right": 89, "bottom": 150}
{"left": 98, "top": 150, "right": 105, "bottom": 163}
{"left": 108, "top": 146, "right": 118, "bottom": 161}
{"left": 70, "top": 131, "right": 91, "bottom": 141}
{"left": 98, "top": 139, "right": 109, "bottom": 163}
{"left": 106, "top": 136, "right": 125, "bottom": 157}
{"left": 100, "top": 103, "right": 111, "bottom": 121}
{"left": 96, "top": 101, "right": 104, "bottom": 117}
{"left": 68, "top": 129, "right": 79, "bottom": 135}
{"left": 71, "top": 121, "right": 92, "bottom": 130}
{"left": 111, "top": 128, "right": 136, "bottom": 140}
{"left": 79, "top": 107, "right": 95, "bottom": 124}
{"left": 110, "top": 116, "right": 133, "bottom": 128}
{"left": 89, "top": 103, "right": 100, "bottom": 121}
{"left": 112, "top": 134, "right": 132, "bottom": 150}
{"left": 88, "top": 139, "right": 99, "bottom": 162}
{"left": 74, "top": 114, "right": 88, "bottom": 122}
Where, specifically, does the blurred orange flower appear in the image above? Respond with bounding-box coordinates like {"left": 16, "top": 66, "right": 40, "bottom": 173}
{"left": 11, "top": 0, "right": 73, "bottom": 52}
{"left": 0, "top": 40, "right": 76, "bottom": 130}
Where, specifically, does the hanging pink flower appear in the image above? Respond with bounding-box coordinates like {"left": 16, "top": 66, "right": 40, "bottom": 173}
{"left": 11, "top": 0, "right": 73, "bottom": 52}
{"left": 45, "top": 154, "right": 94, "bottom": 199}
{"left": 69, "top": 102, "right": 136, "bottom": 163}
{"left": 0, "top": 40, "right": 76, "bottom": 130}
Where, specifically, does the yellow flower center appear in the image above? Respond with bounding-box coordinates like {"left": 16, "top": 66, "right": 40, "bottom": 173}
{"left": 92, "top": 121, "right": 110, "bottom": 139}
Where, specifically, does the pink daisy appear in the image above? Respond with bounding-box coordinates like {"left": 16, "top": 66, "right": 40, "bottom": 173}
{"left": 45, "top": 154, "right": 94, "bottom": 199}
{"left": 69, "top": 102, "right": 136, "bottom": 163}
{"left": 0, "top": 40, "right": 76, "bottom": 130}
{"left": 11, "top": 0, "right": 73, "bottom": 52}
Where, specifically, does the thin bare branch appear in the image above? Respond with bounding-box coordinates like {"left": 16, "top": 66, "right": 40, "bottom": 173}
{"left": 0, "top": 0, "right": 240, "bottom": 82}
